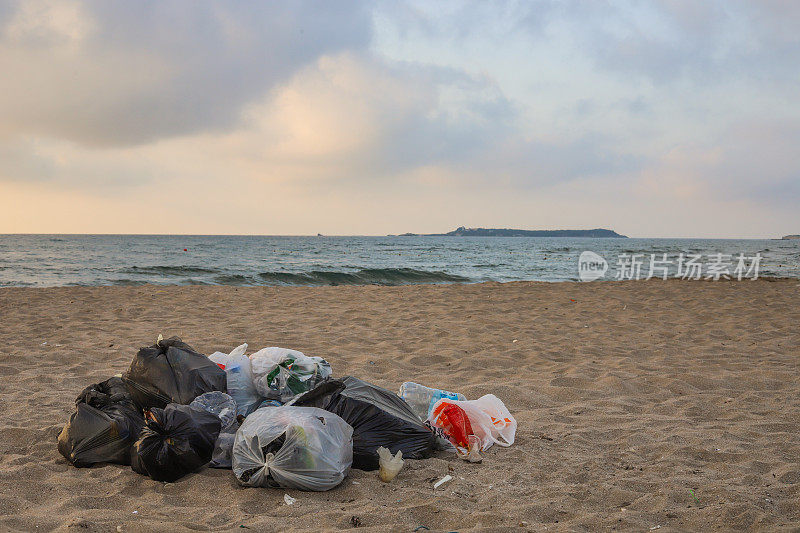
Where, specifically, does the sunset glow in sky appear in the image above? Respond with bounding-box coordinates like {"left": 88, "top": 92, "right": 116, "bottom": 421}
{"left": 1, "top": 1, "right": 798, "bottom": 237}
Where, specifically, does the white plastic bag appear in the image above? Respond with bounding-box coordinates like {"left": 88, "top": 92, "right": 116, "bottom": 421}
{"left": 208, "top": 344, "right": 262, "bottom": 416}
{"left": 428, "top": 394, "right": 516, "bottom": 453}
{"left": 232, "top": 406, "right": 352, "bottom": 491}
{"left": 249, "top": 347, "right": 332, "bottom": 402}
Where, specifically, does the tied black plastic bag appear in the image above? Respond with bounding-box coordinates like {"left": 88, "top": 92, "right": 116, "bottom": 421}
{"left": 123, "top": 336, "right": 227, "bottom": 409}
{"left": 57, "top": 377, "right": 145, "bottom": 467}
{"left": 289, "top": 376, "right": 436, "bottom": 471}
{"left": 130, "top": 403, "right": 221, "bottom": 482}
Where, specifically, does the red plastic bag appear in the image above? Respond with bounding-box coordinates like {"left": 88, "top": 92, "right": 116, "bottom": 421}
{"left": 431, "top": 402, "right": 472, "bottom": 448}
{"left": 429, "top": 402, "right": 481, "bottom": 461}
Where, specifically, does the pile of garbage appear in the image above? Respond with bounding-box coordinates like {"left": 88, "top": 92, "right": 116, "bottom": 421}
{"left": 58, "top": 336, "right": 517, "bottom": 491}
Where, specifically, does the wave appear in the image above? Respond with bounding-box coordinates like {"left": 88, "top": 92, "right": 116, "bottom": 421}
{"left": 120, "top": 265, "right": 219, "bottom": 276}
{"left": 214, "top": 274, "right": 256, "bottom": 285}
{"left": 107, "top": 279, "right": 150, "bottom": 286}
{"left": 112, "top": 266, "right": 470, "bottom": 286}
{"left": 256, "top": 268, "right": 470, "bottom": 286}
{"left": 472, "top": 263, "right": 507, "bottom": 268}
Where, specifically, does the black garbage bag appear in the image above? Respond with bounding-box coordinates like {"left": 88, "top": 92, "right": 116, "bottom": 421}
{"left": 123, "top": 336, "right": 227, "bottom": 410}
{"left": 57, "top": 377, "right": 145, "bottom": 467}
{"left": 130, "top": 403, "right": 221, "bottom": 482}
{"left": 290, "top": 376, "right": 436, "bottom": 470}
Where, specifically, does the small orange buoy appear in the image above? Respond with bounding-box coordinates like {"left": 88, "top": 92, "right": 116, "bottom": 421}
{"left": 183, "top": 248, "right": 187, "bottom": 252}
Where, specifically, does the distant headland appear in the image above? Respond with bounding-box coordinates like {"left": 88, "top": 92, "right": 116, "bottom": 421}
{"left": 781, "top": 234, "right": 800, "bottom": 240}
{"left": 393, "top": 227, "right": 628, "bottom": 238}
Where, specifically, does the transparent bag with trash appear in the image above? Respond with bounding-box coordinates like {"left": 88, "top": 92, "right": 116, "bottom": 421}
{"left": 208, "top": 343, "right": 262, "bottom": 417}
{"left": 427, "top": 394, "right": 516, "bottom": 459}
{"left": 232, "top": 406, "right": 353, "bottom": 491}
{"left": 249, "top": 347, "right": 332, "bottom": 403}
{"left": 189, "top": 391, "right": 239, "bottom": 468}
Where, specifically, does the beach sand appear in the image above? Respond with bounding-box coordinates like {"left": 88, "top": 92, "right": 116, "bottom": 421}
{"left": 1, "top": 280, "right": 798, "bottom": 531}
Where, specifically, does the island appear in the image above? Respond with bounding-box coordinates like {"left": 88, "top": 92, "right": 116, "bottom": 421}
{"left": 781, "top": 234, "right": 800, "bottom": 240}
{"left": 391, "top": 227, "right": 628, "bottom": 238}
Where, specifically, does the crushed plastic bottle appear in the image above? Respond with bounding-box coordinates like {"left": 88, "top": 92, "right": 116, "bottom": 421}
{"left": 398, "top": 382, "right": 466, "bottom": 421}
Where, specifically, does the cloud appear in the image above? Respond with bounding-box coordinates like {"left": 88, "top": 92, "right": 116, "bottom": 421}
{"left": 0, "top": 0, "right": 371, "bottom": 146}
{"left": 708, "top": 120, "right": 800, "bottom": 205}
{"left": 0, "top": 1, "right": 798, "bottom": 237}
{"left": 5, "top": 0, "right": 94, "bottom": 47}
{"left": 633, "top": 117, "right": 800, "bottom": 211}
{"left": 246, "top": 53, "right": 522, "bottom": 183}
{"left": 233, "top": 52, "right": 640, "bottom": 189}
{"left": 0, "top": 45, "right": 641, "bottom": 200}
{"left": 551, "top": 0, "right": 800, "bottom": 86}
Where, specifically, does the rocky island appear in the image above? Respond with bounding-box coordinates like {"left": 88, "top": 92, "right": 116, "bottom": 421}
{"left": 395, "top": 227, "right": 628, "bottom": 238}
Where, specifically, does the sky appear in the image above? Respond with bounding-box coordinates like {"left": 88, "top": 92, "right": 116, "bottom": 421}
{"left": 0, "top": 0, "right": 798, "bottom": 238}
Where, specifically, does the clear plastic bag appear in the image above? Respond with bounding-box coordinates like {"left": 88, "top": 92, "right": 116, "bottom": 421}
{"left": 249, "top": 347, "right": 332, "bottom": 403}
{"left": 189, "top": 392, "right": 237, "bottom": 431}
{"left": 189, "top": 392, "right": 238, "bottom": 468}
{"left": 232, "top": 406, "right": 352, "bottom": 491}
{"left": 210, "top": 430, "right": 236, "bottom": 469}
{"left": 208, "top": 344, "right": 262, "bottom": 417}
{"left": 428, "top": 394, "right": 516, "bottom": 456}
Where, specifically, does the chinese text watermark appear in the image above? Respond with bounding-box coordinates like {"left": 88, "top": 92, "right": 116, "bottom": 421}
{"left": 578, "top": 252, "right": 761, "bottom": 281}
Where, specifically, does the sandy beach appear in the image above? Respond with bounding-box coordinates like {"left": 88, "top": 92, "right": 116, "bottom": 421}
{"left": 1, "top": 279, "right": 798, "bottom": 532}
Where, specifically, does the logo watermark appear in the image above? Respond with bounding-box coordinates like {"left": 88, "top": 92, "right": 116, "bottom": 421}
{"left": 578, "top": 251, "right": 609, "bottom": 281}
{"left": 578, "top": 252, "right": 762, "bottom": 281}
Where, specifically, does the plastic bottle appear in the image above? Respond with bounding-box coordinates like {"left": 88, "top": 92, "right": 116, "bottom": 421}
{"left": 208, "top": 344, "right": 262, "bottom": 417}
{"left": 398, "top": 382, "right": 466, "bottom": 421}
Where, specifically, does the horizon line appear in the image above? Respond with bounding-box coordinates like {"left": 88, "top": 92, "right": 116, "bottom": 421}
{"left": 0, "top": 232, "right": 790, "bottom": 240}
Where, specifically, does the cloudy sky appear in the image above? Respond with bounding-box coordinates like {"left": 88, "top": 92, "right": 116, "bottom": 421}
{"left": 1, "top": 0, "right": 798, "bottom": 237}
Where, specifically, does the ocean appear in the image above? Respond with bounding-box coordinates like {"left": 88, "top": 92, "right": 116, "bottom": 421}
{"left": 0, "top": 234, "right": 798, "bottom": 287}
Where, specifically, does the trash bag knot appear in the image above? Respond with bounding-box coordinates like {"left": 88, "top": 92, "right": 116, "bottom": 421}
{"left": 264, "top": 452, "right": 274, "bottom": 472}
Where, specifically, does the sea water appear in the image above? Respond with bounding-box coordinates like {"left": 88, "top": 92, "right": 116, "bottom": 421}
{"left": 0, "top": 234, "right": 797, "bottom": 287}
